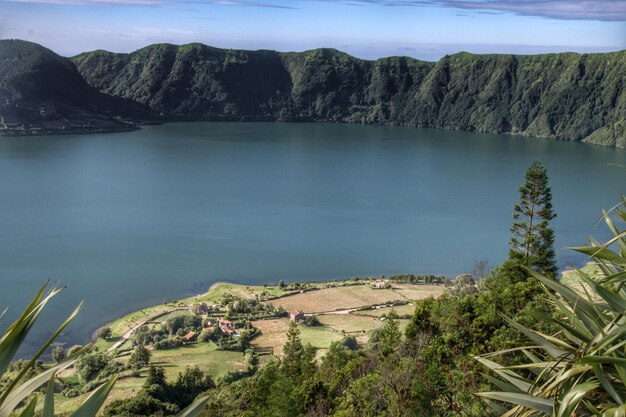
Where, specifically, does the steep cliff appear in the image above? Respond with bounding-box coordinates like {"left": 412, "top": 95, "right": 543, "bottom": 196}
{"left": 73, "top": 43, "right": 625, "bottom": 147}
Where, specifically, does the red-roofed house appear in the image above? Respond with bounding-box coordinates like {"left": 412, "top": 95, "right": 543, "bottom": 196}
{"left": 219, "top": 319, "right": 237, "bottom": 335}
{"left": 290, "top": 310, "right": 305, "bottom": 324}
{"left": 182, "top": 331, "right": 197, "bottom": 342}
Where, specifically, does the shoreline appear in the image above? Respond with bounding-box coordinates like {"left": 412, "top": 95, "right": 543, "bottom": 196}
{"left": 88, "top": 276, "right": 448, "bottom": 352}
{"left": 2, "top": 119, "right": 621, "bottom": 149}
{"left": 87, "top": 260, "right": 592, "bottom": 351}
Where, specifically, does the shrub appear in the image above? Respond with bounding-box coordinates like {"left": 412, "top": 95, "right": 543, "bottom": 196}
{"left": 304, "top": 316, "right": 321, "bottom": 327}
{"left": 97, "top": 327, "right": 112, "bottom": 340}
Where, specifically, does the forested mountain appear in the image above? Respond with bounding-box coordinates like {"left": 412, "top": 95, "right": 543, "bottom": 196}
{"left": 1, "top": 39, "right": 624, "bottom": 147}
{"left": 72, "top": 43, "right": 626, "bottom": 147}
{"left": 0, "top": 39, "right": 155, "bottom": 136}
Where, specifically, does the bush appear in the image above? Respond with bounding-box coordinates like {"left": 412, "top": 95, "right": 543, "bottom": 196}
{"left": 75, "top": 353, "right": 110, "bottom": 382}
{"left": 104, "top": 393, "right": 180, "bottom": 417}
{"left": 51, "top": 345, "right": 65, "bottom": 363}
{"left": 61, "top": 388, "right": 81, "bottom": 398}
{"left": 305, "top": 316, "right": 321, "bottom": 327}
{"left": 100, "top": 360, "right": 127, "bottom": 379}
{"left": 97, "top": 327, "right": 112, "bottom": 340}
{"left": 67, "top": 345, "right": 83, "bottom": 357}
{"left": 153, "top": 337, "right": 183, "bottom": 350}
{"left": 129, "top": 345, "right": 152, "bottom": 369}
{"left": 341, "top": 336, "right": 358, "bottom": 351}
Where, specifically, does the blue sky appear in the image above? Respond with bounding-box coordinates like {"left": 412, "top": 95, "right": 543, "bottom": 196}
{"left": 0, "top": 0, "right": 625, "bottom": 60}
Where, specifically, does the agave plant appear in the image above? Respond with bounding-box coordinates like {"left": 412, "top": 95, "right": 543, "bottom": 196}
{"left": 476, "top": 197, "right": 626, "bottom": 417}
{"left": 0, "top": 283, "right": 209, "bottom": 417}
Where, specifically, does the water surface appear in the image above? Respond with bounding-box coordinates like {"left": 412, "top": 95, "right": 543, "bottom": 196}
{"left": 1, "top": 122, "right": 624, "bottom": 355}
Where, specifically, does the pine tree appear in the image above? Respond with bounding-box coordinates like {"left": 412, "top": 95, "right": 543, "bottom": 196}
{"left": 381, "top": 310, "right": 401, "bottom": 356}
{"left": 282, "top": 321, "right": 304, "bottom": 380}
{"left": 509, "top": 161, "right": 557, "bottom": 278}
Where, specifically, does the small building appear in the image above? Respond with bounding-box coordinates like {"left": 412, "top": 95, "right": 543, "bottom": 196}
{"left": 373, "top": 280, "right": 387, "bottom": 289}
{"left": 290, "top": 310, "right": 305, "bottom": 323}
{"left": 219, "top": 319, "right": 237, "bottom": 335}
{"left": 182, "top": 331, "right": 197, "bottom": 342}
{"left": 198, "top": 302, "right": 209, "bottom": 314}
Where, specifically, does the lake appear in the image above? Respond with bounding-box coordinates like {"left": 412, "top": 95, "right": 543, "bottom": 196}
{"left": 1, "top": 122, "right": 625, "bottom": 356}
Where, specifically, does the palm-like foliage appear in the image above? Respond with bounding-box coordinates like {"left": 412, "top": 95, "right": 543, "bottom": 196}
{"left": 0, "top": 283, "right": 209, "bottom": 417}
{"left": 477, "top": 197, "right": 626, "bottom": 417}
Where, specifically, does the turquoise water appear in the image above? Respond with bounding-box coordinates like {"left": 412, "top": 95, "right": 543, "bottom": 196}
{"left": 1, "top": 122, "right": 625, "bottom": 355}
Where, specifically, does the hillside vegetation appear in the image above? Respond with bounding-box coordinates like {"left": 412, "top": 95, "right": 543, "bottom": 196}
{"left": 0, "top": 39, "right": 155, "bottom": 136}
{"left": 73, "top": 43, "right": 626, "bottom": 147}
{"left": 1, "top": 39, "right": 624, "bottom": 146}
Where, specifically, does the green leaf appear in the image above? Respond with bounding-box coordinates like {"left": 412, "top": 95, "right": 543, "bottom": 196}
{"left": 592, "top": 364, "right": 623, "bottom": 405}
{"left": 42, "top": 375, "right": 55, "bottom": 417}
{"left": 175, "top": 395, "right": 209, "bottom": 417}
{"left": 576, "top": 356, "right": 626, "bottom": 367}
{"left": 572, "top": 246, "right": 626, "bottom": 267}
{"left": 557, "top": 382, "right": 600, "bottom": 417}
{"left": 0, "top": 282, "right": 50, "bottom": 375}
{"left": 476, "top": 392, "right": 553, "bottom": 414}
{"left": 476, "top": 357, "right": 531, "bottom": 393}
{"left": 69, "top": 377, "right": 117, "bottom": 417}
{"left": 0, "top": 359, "right": 75, "bottom": 417}
{"left": 16, "top": 397, "right": 37, "bottom": 417}
{"left": 0, "top": 292, "right": 81, "bottom": 408}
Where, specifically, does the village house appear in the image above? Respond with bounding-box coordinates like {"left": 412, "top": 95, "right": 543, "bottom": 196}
{"left": 373, "top": 279, "right": 387, "bottom": 289}
{"left": 182, "top": 331, "right": 197, "bottom": 342}
{"left": 219, "top": 319, "right": 237, "bottom": 335}
{"left": 290, "top": 310, "right": 305, "bottom": 323}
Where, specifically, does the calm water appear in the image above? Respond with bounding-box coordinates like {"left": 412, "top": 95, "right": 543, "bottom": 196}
{"left": 1, "top": 122, "right": 625, "bottom": 355}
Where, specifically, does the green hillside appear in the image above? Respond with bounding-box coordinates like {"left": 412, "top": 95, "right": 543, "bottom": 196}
{"left": 1, "top": 39, "right": 624, "bottom": 146}
{"left": 0, "top": 39, "right": 156, "bottom": 136}
{"left": 73, "top": 44, "right": 626, "bottom": 147}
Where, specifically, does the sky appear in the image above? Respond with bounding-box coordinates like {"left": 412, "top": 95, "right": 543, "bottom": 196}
{"left": 0, "top": 0, "right": 625, "bottom": 60}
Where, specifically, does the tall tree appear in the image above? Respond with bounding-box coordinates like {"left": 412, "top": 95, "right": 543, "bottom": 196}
{"left": 129, "top": 345, "right": 151, "bottom": 369}
{"left": 381, "top": 310, "right": 402, "bottom": 356}
{"left": 509, "top": 161, "right": 557, "bottom": 278}
{"left": 282, "top": 322, "right": 304, "bottom": 380}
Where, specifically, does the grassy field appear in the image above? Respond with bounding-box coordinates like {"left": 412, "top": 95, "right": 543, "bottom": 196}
{"left": 48, "top": 341, "right": 245, "bottom": 415}
{"left": 149, "top": 342, "right": 247, "bottom": 379}
{"left": 317, "top": 314, "right": 382, "bottom": 333}
{"left": 267, "top": 283, "right": 443, "bottom": 314}
{"left": 390, "top": 284, "right": 445, "bottom": 300}
{"left": 268, "top": 285, "right": 405, "bottom": 313}
{"left": 252, "top": 318, "right": 343, "bottom": 356}
{"left": 352, "top": 303, "right": 417, "bottom": 318}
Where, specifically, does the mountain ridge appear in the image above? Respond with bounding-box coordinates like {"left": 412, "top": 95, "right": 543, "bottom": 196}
{"left": 0, "top": 39, "right": 158, "bottom": 136}
{"left": 1, "top": 39, "right": 624, "bottom": 147}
